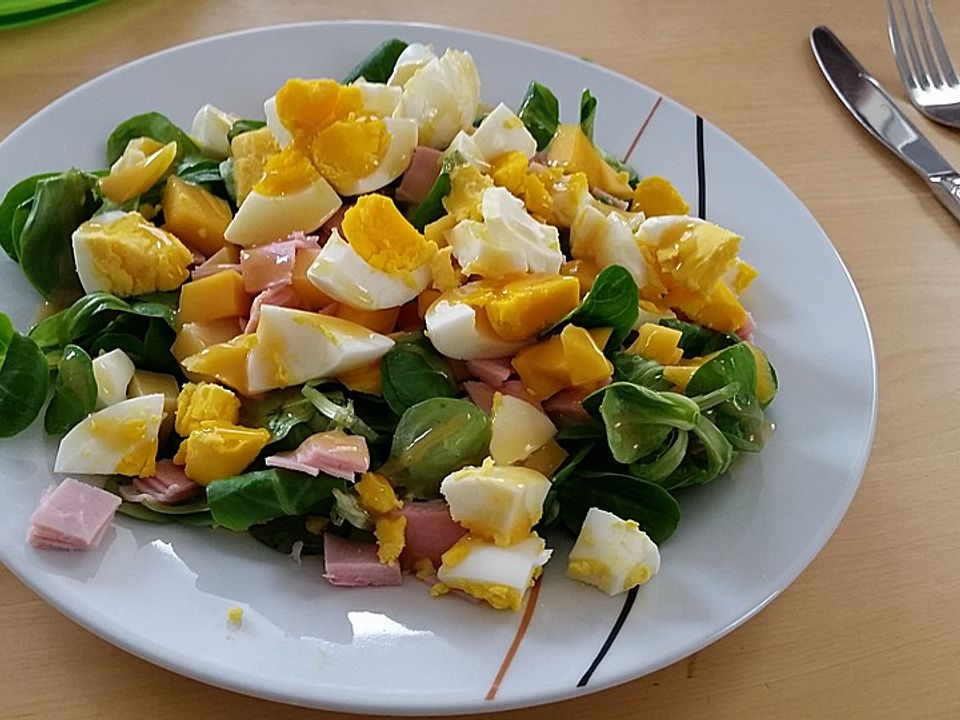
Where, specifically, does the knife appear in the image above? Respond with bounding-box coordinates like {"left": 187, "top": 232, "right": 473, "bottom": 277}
{"left": 811, "top": 25, "right": 960, "bottom": 223}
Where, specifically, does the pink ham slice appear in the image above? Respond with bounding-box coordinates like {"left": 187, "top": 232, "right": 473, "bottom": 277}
{"left": 27, "top": 478, "right": 121, "bottom": 551}
{"left": 542, "top": 385, "right": 596, "bottom": 422}
{"left": 736, "top": 312, "right": 756, "bottom": 342}
{"left": 243, "top": 284, "right": 303, "bottom": 333}
{"left": 265, "top": 430, "right": 370, "bottom": 481}
{"left": 398, "top": 500, "right": 467, "bottom": 571}
{"left": 240, "top": 240, "right": 299, "bottom": 293}
{"left": 465, "top": 358, "right": 514, "bottom": 388}
{"left": 192, "top": 261, "right": 242, "bottom": 280}
{"left": 118, "top": 460, "right": 202, "bottom": 505}
{"left": 464, "top": 380, "right": 495, "bottom": 413}
{"left": 323, "top": 533, "right": 402, "bottom": 587}
{"left": 395, "top": 146, "right": 443, "bottom": 204}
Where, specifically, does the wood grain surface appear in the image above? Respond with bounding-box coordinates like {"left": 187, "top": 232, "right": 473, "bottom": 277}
{"left": 2, "top": 1, "right": 959, "bottom": 717}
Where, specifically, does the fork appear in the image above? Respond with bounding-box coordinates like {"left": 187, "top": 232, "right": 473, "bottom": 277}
{"left": 888, "top": 0, "right": 960, "bottom": 127}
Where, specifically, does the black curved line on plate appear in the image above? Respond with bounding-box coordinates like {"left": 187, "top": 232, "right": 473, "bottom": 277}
{"left": 697, "top": 114, "right": 706, "bottom": 219}
{"left": 576, "top": 586, "right": 638, "bottom": 687}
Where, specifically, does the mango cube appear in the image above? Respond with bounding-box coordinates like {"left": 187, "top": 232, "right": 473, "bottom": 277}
{"left": 171, "top": 318, "right": 242, "bottom": 363}
{"left": 335, "top": 304, "right": 400, "bottom": 335}
{"left": 178, "top": 270, "right": 251, "bottom": 325}
{"left": 519, "top": 439, "right": 569, "bottom": 477}
{"left": 180, "top": 334, "right": 257, "bottom": 396}
{"left": 631, "top": 176, "right": 690, "bottom": 217}
{"left": 292, "top": 247, "right": 336, "bottom": 309}
{"left": 546, "top": 124, "right": 632, "bottom": 200}
{"left": 483, "top": 274, "right": 580, "bottom": 342}
{"left": 559, "top": 325, "right": 612, "bottom": 387}
{"left": 162, "top": 176, "right": 232, "bottom": 256}
{"left": 511, "top": 335, "right": 570, "bottom": 400}
{"left": 628, "top": 323, "right": 683, "bottom": 365}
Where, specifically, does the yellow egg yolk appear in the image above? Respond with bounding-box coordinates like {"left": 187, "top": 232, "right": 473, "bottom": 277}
{"left": 374, "top": 514, "right": 407, "bottom": 566}
{"left": 254, "top": 145, "right": 321, "bottom": 196}
{"left": 340, "top": 194, "right": 434, "bottom": 274}
{"left": 274, "top": 78, "right": 364, "bottom": 140}
{"left": 310, "top": 118, "right": 389, "bottom": 189}
{"left": 76, "top": 212, "right": 193, "bottom": 296}
{"left": 356, "top": 472, "right": 402, "bottom": 514}
{"left": 442, "top": 164, "right": 492, "bottom": 222}
{"left": 174, "top": 382, "right": 241, "bottom": 436}
{"left": 172, "top": 421, "right": 270, "bottom": 485}
{"left": 89, "top": 414, "right": 160, "bottom": 478}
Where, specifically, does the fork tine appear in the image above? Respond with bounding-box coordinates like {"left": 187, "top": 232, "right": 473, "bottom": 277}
{"left": 913, "top": 0, "right": 945, "bottom": 87}
{"left": 898, "top": 0, "right": 932, "bottom": 89}
{"left": 923, "top": 0, "right": 960, "bottom": 86}
{"left": 889, "top": 0, "right": 920, "bottom": 91}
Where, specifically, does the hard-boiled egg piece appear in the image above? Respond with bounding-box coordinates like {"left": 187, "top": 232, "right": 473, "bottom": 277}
{"left": 191, "top": 103, "right": 238, "bottom": 159}
{"left": 92, "top": 349, "right": 136, "bottom": 409}
{"left": 174, "top": 381, "right": 240, "bottom": 436}
{"left": 308, "top": 231, "right": 431, "bottom": 310}
{"left": 393, "top": 48, "right": 480, "bottom": 149}
{"left": 246, "top": 305, "right": 394, "bottom": 393}
{"left": 566, "top": 507, "right": 661, "bottom": 595}
{"left": 263, "top": 94, "right": 293, "bottom": 148}
{"left": 570, "top": 204, "right": 649, "bottom": 288}
{"left": 437, "top": 534, "right": 552, "bottom": 610}
{"left": 471, "top": 102, "right": 537, "bottom": 163}
{"left": 72, "top": 211, "right": 193, "bottom": 297}
{"left": 322, "top": 117, "right": 418, "bottom": 196}
{"left": 354, "top": 80, "right": 404, "bottom": 116}
{"left": 173, "top": 421, "right": 270, "bottom": 485}
{"left": 489, "top": 393, "right": 558, "bottom": 465}
{"left": 307, "top": 194, "right": 434, "bottom": 310}
{"left": 387, "top": 43, "right": 438, "bottom": 87}
{"left": 448, "top": 186, "right": 563, "bottom": 279}
{"left": 444, "top": 130, "right": 490, "bottom": 171}
{"left": 99, "top": 138, "right": 177, "bottom": 204}
{"left": 440, "top": 457, "right": 551, "bottom": 545}
{"left": 223, "top": 147, "right": 341, "bottom": 247}
{"left": 424, "top": 289, "right": 528, "bottom": 360}
{"left": 54, "top": 394, "right": 164, "bottom": 478}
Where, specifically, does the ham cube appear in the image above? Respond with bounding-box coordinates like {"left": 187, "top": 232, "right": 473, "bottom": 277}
{"left": 323, "top": 534, "right": 402, "bottom": 587}
{"left": 398, "top": 500, "right": 467, "bottom": 571}
{"left": 395, "top": 146, "right": 443, "bottom": 205}
{"left": 27, "top": 478, "right": 121, "bottom": 551}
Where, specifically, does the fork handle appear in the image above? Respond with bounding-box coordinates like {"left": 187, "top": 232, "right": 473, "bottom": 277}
{"left": 928, "top": 172, "right": 960, "bottom": 223}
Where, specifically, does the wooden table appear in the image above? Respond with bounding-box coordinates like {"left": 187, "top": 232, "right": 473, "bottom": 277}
{"left": 2, "top": 0, "right": 959, "bottom": 717}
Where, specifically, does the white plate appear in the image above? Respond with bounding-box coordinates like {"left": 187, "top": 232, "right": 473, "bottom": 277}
{"left": 0, "top": 21, "right": 876, "bottom": 715}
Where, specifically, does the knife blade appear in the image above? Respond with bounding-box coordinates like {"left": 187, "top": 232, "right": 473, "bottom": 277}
{"left": 811, "top": 25, "right": 960, "bottom": 223}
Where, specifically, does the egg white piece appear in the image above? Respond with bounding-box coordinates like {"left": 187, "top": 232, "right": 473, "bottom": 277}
{"left": 334, "top": 117, "right": 418, "bottom": 196}
{"left": 567, "top": 507, "right": 661, "bottom": 596}
{"left": 263, "top": 95, "right": 293, "bottom": 148}
{"left": 570, "top": 204, "right": 649, "bottom": 288}
{"left": 424, "top": 298, "right": 528, "bottom": 361}
{"left": 437, "top": 535, "right": 552, "bottom": 606}
{"left": 54, "top": 394, "right": 164, "bottom": 476}
{"left": 441, "top": 459, "right": 551, "bottom": 545}
{"left": 471, "top": 102, "right": 537, "bottom": 162}
{"left": 190, "top": 104, "right": 237, "bottom": 159}
{"left": 393, "top": 48, "right": 480, "bottom": 149}
{"left": 444, "top": 130, "right": 490, "bottom": 172}
{"left": 306, "top": 230, "right": 431, "bottom": 311}
{"left": 224, "top": 176, "right": 341, "bottom": 247}
{"left": 448, "top": 186, "right": 563, "bottom": 279}
{"left": 635, "top": 214, "right": 707, "bottom": 244}
{"left": 92, "top": 349, "right": 136, "bottom": 409}
{"left": 246, "top": 305, "right": 394, "bottom": 393}
{"left": 354, "top": 80, "right": 404, "bottom": 116}
{"left": 387, "top": 43, "right": 437, "bottom": 87}
{"left": 489, "top": 393, "right": 557, "bottom": 465}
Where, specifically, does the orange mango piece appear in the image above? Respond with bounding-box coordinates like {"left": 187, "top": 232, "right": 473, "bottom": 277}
{"left": 335, "top": 304, "right": 400, "bottom": 334}
{"left": 560, "top": 325, "right": 613, "bottom": 387}
{"left": 483, "top": 274, "right": 580, "bottom": 342}
{"left": 178, "top": 271, "right": 251, "bottom": 325}
{"left": 162, "top": 176, "right": 232, "bottom": 256}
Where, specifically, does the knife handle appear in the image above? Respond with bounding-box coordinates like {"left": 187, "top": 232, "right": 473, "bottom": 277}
{"left": 928, "top": 173, "right": 960, "bottom": 223}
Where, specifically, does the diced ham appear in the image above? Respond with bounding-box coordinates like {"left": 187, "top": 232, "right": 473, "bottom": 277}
{"left": 542, "top": 385, "right": 594, "bottom": 421}
{"left": 243, "top": 284, "right": 303, "bottom": 334}
{"left": 590, "top": 187, "right": 630, "bottom": 210}
{"left": 190, "top": 249, "right": 206, "bottom": 267}
{"left": 118, "top": 460, "right": 202, "bottom": 505}
{"left": 192, "top": 261, "right": 242, "bottom": 280}
{"left": 395, "top": 146, "right": 443, "bottom": 204}
{"left": 240, "top": 240, "right": 300, "bottom": 293}
{"left": 27, "top": 478, "right": 121, "bottom": 551}
{"left": 323, "top": 534, "right": 402, "bottom": 587}
{"left": 464, "top": 380, "right": 495, "bottom": 413}
{"left": 398, "top": 500, "right": 467, "bottom": 571}
{"left": 737, "top": 312, "right": 756, "bottom": 342}
{"left": 499, "top": 380, "right": 543, "bottom": 410}
{"left": 465, "top": 357, "right": 513, "bottom": 388}
{"left": 285, "top": 231, "right": 320, "bottom": 249}
{"left": 265, "top": 430, "right": 369, "bottom": 481}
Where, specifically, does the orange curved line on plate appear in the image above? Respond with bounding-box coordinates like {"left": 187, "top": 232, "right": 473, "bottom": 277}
{"left": 621, "top": 96, "right": 663, "bottom": 164}
{"left": 485, "top": 576, "right": 543, "bottom": 701}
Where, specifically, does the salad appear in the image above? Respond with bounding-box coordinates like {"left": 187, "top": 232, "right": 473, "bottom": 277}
{"left": 0, "top": 38, "right": 777, "bottom": 611}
